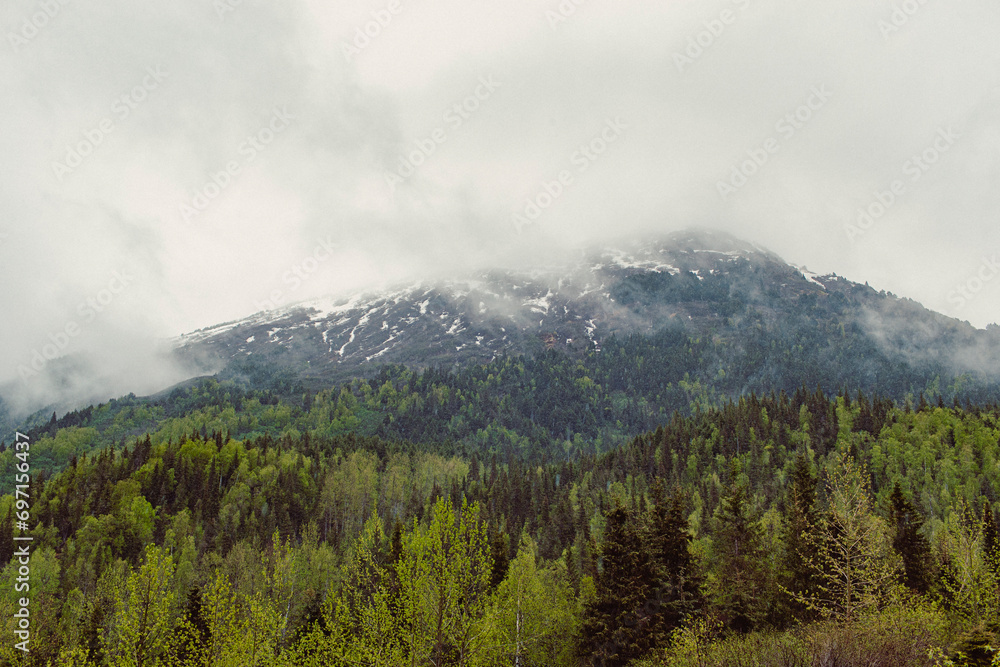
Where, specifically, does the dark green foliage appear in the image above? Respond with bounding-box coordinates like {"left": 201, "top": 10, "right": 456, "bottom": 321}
{"left": 1, "top": 377, "right": 999, "bottom": 663}
{"left": 780, "top": 452, "right": 821, "bottom": 620}
{"left": 645, "top": 481, "right": 704, "bottom": 641}
{"left": 489, "top": 529, "right": 511, "bottom": 590}
{"left": 712, "top": 475, "right": 772, "bottom": 632}
{"left": 9, "top": 302, "right": 1000, "bottom": 488}
{"left": 172, "top": 587, "right": 210, "bottom": 664}
{"left": 952, "top": 626, "right": 998, "bottom": 667}
{"left": 579, "top": 504, "right": 658, "bottom": 667}
{"left": 888, "top": 481, "right": 934, "bottom": 594}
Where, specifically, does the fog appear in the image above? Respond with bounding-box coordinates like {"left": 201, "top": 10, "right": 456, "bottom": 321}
{"left": 2, "top": 0, "right": 999, "bottom": 416}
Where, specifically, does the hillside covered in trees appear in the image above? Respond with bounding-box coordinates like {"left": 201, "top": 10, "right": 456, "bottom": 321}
{"left": 2, "top": 382, "right": 999, "bottom": 665}
{"left": 6, "top": 319, "right": 1000, "bottom": 490}
{"left": 3, "top": 242, "right": 1000, "bottom": 664}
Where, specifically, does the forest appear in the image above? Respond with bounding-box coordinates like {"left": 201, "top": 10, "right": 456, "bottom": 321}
{"left": 1, "top": 378, "right": 999, "bottom": 665}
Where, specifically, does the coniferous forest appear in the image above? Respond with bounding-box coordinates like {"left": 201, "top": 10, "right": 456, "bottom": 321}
{"left": 1, "top": 353, "right": 1000, "bottom": 666}
{"left": 7, "top": 0, "right": 1000, "bottom": 662}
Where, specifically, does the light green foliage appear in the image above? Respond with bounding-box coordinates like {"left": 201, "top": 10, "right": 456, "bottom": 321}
{"left": 293, "top": 498, "right": 496, "bottom": 666}
{"left": 795, "top": 454, "right": 903, "bottom": 622}
{"left": 320, "top": 450, "right": 379, "bottom": 544}
{"left": 323, "top": 516, "right": 404, "bottom": 666}
{"left": 644, "top": 604, "right": 950, "bottom": 667}
{"left": 0, "top": 546, "right": 64, "bottom": 663}
{"left": 4, "top": 384, "right": 1000, "bottom": 663}
{"left": 397, "top": 497, "right": 493, "bottom": 665}
{"left": 197, "top": 569, "right": 243, "bottom": 665}
{"left": 938, "top": 501, "right": 1000, "bottom": 622}
{"left": 104, "top": 545, "right": 176, "bottom": 667}
{"left": 479, "top": 536, "right": 580, "bottom": 666}
{"left": 186, "top": 537, "right": 293, "bottom": 667}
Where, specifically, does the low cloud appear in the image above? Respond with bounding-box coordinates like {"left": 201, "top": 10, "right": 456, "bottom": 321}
{"left": 2, "top": 0, "right": 999, "bottom": 417}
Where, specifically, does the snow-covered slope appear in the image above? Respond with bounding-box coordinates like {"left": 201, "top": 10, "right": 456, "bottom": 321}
{"left": 176, "top": 229, "right": 998, "bottom": 386}
{"left": 174, "top": 231, "right": 858, "bottom": 381}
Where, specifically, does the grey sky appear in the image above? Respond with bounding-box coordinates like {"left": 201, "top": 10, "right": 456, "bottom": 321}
{"left": 2, "top": 0, "right": 999, "bottom": 408}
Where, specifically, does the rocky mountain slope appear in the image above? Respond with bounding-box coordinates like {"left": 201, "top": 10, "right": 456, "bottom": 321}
{"left": 174, "top": 230, "right": 1000, "bottom": 389}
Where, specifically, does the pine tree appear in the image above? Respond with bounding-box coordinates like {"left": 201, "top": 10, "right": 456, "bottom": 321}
{"left": 172, "top": 586, "right": 211, "bottom": 664}
{"left": 780, "top": 453, "right": 821, "bottom": 621}
{"left": 645, "top": 481, "right": 703, "bottom": 642}
{"left": 711, "top": 477, "right": 771, "bottom": 632}
{"left": 888, "top": 481, "right": 934, "bottom": 594}
{"left": 578, "top": 503, "right": 658, "bottom": 667}
{"left": 490, "top": 529, "right": 511, "bottom": 591}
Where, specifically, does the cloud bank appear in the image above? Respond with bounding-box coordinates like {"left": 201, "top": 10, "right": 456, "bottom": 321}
{"left": 1, "top": 0, "right": 998, "bottom": 413}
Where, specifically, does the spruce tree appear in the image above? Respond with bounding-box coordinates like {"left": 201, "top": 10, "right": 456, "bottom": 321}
{"left": 795, "top": 455, "right": 902, "bottom": 622}
{"left": 172, "top": 586, "right": 211, "bottom": 664}
{"left": 780, "top": 453, "right": 821, "bottom": 621}
{"left": 888, "top": 481, "right": 934, "bottom": 594}
{"left": 711, "top": 476, "right": 771, "bottom": 632}
{"left": 490, "top": 529, "right": 511, "bottom": 590}
{"left": 578, "top": 503, "right": 657, "bottom": 667}
{"left": 645, "top": 480, "right": 703, "bottom": 643}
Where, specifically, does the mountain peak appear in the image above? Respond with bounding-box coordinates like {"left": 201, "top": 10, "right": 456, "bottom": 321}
{"left": 172, "top": 231, "right": 998, "bottom": 387}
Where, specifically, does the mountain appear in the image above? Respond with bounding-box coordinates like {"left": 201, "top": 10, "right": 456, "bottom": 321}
{"left": 6, "top": 229, "right": 1000, "bottom": 450}
{"left": 5, "top": 235, "right": 1000, "bottom": 667}
{"left": 174, "top": 230, "right": 1000, "bottom": 397}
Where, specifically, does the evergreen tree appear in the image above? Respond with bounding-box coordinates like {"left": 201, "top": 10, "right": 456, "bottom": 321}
{"left": 578, "top": 503, "right": 658, "bottom": 667}
{"left": 490, "top": 528, "right": 511, "bottom": 591}
{"left": 888, "top": 481, "right": 934, "bottom": 594}
{"left": 780, "top": 452, "right": 821, "bottom": 621}
{"left": 172, "top": 586, "right": 211, "bottom": 664}
{"left": 711, "top": 477, "right": 771, "bottom": 632}
{"left": 795, "top": 455, "right": 902, "bottom": 622}
{"left": 645, "top": 480, "right": 703, "bottom": 642}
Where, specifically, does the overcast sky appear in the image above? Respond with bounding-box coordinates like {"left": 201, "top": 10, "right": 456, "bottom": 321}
{"left": 2, "top": 0, "right": 999, "bottom": 408}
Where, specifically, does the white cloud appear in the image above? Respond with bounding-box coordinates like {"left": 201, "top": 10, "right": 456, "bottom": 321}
{"left": 1, "top": 0, "right": 999, "bottom": 412}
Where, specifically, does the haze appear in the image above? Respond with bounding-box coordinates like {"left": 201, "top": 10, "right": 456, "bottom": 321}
{"left": 2, "top": 0, "right": 999, "bottom": 414}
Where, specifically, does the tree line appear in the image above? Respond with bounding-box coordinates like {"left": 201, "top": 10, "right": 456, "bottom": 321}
{"left": 0, "top": 389, "right": 999, "bottom": 664}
